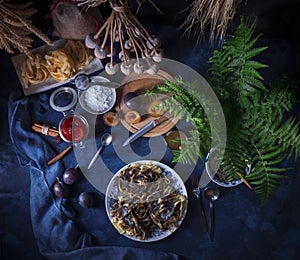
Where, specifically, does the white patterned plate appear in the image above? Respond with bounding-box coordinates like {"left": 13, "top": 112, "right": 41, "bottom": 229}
{"left": 105, "top": 160, "right": 188, "bottom": 242}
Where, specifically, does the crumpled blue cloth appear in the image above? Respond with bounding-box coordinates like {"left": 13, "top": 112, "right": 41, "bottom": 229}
{"left": 8, "top": 90, "right": 183, "bottom": 260}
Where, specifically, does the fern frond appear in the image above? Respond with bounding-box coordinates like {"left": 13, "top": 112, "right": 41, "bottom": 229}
{"left": 208, "top": 16, "right": 268, "bottom": 96}
{"left": 246, "top": 169, "right": 287, "bottom": 205}
{"left": 246, "top": 47, "right": 268, "bottom": 59}
{"left": 172, "top": 130, "right": 203, "bottom": 164}
{"left": 146, "top": 78, "right": 213, "bottom": 164}
{"left": 243, "top": 112, "right": 299, "bottom": 204}
{"left": 220, "top": 128, "right": 251, "bottom": 182}
{"left": 245, "top": 76, "right": 300, "bottom": 161}
{"left": 274, "top": 118, "right": 300, "bottom": 159}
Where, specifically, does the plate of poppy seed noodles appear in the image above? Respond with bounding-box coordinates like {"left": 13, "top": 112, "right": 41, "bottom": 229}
{"left": 105, "top": 160, "right": 188, "bottom": 242}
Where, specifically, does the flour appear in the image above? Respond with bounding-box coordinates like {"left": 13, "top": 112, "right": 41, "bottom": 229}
{"left": 84, "top": 84, "right": 114, "bottom": 112}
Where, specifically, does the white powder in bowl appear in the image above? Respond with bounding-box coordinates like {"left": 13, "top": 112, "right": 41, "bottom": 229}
{"left": 84, "top": 84, "right": 114, "bottom": 113}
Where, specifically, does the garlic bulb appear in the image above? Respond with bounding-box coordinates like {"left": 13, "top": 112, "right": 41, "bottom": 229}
{"left": 105, "top": 63, "right": 119, "bottom": 75}
{"left": 134, "top": 27, "right": 141, "bottom": 36}
{"left": 120, "top": 62, "right": 133, "bottom": 75}
{"left": 85, "top": 33, "right": 100, "bottom": 49}
{"left": 114, "top": 31, "right": 120, "bottom": 42}
{"left": 124, "top": 39, "right": 133, "bottom": 50}
{"left": 152, "top": 51, "right": 163, "bottom": 62}
{"left": 146, "top": 63, "right": 159, "bottom": 75}
{"left": 133, "top": 62, "right": 144, "bottom": 74}
{"left": 118, "top": 50, "right": 130, "bottom": 61}
{"left": 146, "top": 36, "right": 161, "bottom": 50}
{"left": 94, "top": 47, "right": 106, "bottom": 59}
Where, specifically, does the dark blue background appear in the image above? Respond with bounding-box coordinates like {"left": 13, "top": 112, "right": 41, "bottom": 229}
{"left": 1, "top": 1, "right": 299, "bottom": 259}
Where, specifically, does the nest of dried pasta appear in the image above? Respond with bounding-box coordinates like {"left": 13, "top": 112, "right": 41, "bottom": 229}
{"left": 21, "top": 40, "right": 93, "bottom": 87}
{"left": 108, "top": 162, "right": 187, "bottom": 240}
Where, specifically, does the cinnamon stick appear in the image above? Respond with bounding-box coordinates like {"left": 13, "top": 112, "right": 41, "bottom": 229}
{"left": 34, "top": 123, "right": 59, "bottom": 131}
{"left": 236, "top": 172, "right": 252, "bottom": 190}
{"left": 32, "top": 123, "right": 59, "bottom": 137}
{"left": 47, "top": 146, "right": 72, "bottom": 165}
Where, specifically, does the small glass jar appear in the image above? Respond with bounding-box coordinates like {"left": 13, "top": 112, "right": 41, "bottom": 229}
{"left": 49, "top": 86, "right": 89, "bottom": 146}
{"left": 58, "top": 114, "right": 89, "bottom": 143}
{"left": 49, "top": 86, "right": 78, "bottom": 112}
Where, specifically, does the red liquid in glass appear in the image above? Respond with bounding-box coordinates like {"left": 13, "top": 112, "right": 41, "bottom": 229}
{"left": 60, "top": 115, "right": 87, "bottom": 142}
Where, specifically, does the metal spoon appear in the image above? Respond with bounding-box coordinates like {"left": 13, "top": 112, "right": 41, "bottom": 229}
{"left": 204, "top": 186, "right": 220, "bottom": 241}
{"left": 88, "top": 133, "right": 112, "bottom": 169}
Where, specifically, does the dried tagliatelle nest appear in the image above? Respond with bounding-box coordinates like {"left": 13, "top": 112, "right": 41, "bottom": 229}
{"left": 21, "top": 40, "right": 93, "bottom": 86}
{"left": 64, "top": 40, "right": 93, "bottom": 70}
{"left": 45, "top": 49, "right": 76, "bottom": 82}
{"left": 108, "top": 162, "right": 187, "bottom": 240}
{"left": 21, "top": 53, "right": 50, "bottom": 87}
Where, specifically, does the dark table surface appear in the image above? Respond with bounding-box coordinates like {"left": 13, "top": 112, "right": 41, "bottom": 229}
{"left": 1, "top": 17, "right": 300, "bottom": 260}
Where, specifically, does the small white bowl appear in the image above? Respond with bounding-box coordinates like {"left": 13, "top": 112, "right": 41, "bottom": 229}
{"left": 79, "top": 76, "right": 117, "bottom": 115}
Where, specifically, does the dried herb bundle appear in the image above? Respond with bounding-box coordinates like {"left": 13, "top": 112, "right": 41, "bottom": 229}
{"left": 180, "top": 0, "right": 242, "bottom": 44}
{"left": 0, "top": 1, "right": 52, "bottom": 54}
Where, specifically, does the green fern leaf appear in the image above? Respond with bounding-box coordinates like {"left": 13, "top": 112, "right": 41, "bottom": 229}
{"left": 246, "top": 46, "right": 269, "bottom": 59}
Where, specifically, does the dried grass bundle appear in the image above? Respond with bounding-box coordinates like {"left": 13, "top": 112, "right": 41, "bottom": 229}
{"left": 0, "top": 1, "right": 52, "bottom": 54}
{"left": 180, "top": 0, "right": 242, "bottom": 44}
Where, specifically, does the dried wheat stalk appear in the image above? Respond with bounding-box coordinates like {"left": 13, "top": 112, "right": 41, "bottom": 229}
{"left": 0, "top": 1, "right": 52, "bottom": 55}
{"left": 180, "top": 0, "right": 242, "bottom": 44}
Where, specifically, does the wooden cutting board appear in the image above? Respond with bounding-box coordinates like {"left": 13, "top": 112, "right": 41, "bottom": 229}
{"left": 115, "top": 70, "right": 178, "bottom": 137}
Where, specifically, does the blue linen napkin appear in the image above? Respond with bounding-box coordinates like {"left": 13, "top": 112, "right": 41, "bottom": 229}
{"left": 8, "top": 89, "right": 183, "bottom": 259}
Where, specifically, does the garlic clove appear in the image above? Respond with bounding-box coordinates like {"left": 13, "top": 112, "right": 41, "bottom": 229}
{"left": 105, "top": 63, "right": 119, "bottom": 75}
{"left": 94, "top": 47, "right": 107, "bottom": 59}
{"left": 118, "top": 50, "right": 130, "bottom": 61}
{"left": 85, "top": 33, "right": 100, "bottom": 49}
{"left": 133, "top": 62, "right": 145, "bottom": 74}
{"left": 120, "top": 62, "right": 133, "bottom": 75}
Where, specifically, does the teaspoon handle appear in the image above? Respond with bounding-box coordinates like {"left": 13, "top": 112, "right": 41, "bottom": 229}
{"left": 88, "top": 145, "right": 103, "bottom": 169}
{"left": 209, "top": 201, "right": 215, "bottom": 241}
{"left": 199, "top": 193, "right": 208, "bottom": 232}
